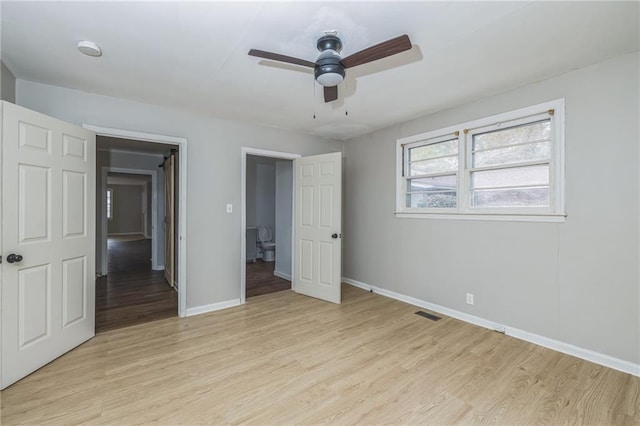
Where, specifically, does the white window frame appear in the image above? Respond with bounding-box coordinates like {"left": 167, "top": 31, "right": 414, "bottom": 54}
{"left": 106, "top": 188, "right": 113, "bottom": 220}
{"left": 399, "top": 126, "right": 462, "bottom": 214}
{"left": 396, "top": 99, "right": 565, "bottom": 222}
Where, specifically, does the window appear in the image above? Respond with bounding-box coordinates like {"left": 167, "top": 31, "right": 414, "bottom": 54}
{"left": 106, "top": 188, "right": 113, "bottom": 220}
{"left": 397, "top": 99, "right": 565, "bottom": 221}
{"left": 405, "top": 135, "right": 458, "bottom": 210}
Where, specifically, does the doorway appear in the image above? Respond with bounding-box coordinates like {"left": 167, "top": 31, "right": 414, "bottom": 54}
{"left": 94, "top": 134, "right": 183, "bottom": 332}
{"left": 245, "top": 155, "right": 293, "bottom": 298}
{"left": 241, "top": 148, "right": 300, "bottom": 303}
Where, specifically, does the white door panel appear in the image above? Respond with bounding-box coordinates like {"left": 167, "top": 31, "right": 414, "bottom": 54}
{"left": 293, "top": 152, "right": 342, "bottom": 304}
{"left": 1, "top": 101, "right": 95, "bottom": 389}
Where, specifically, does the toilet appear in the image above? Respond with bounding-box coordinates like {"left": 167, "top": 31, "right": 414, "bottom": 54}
{"left": 257, "top": 225, "right": 275, "bottom": 262}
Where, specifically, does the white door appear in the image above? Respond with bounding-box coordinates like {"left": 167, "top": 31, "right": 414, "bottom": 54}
{"left": 164, "top": 153, "right": 175, "bottom": 287}
{"left": 1, "top": 102, "right": 95, "bottom": 389}
{"left": 293, "top": 152, "right": 342, "bottom": 304}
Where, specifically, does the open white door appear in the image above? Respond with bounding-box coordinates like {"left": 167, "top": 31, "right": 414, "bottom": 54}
{"left": 293, "top": 152, "right": 342, "bottom": 304}
{"left": 1, "top": 102, "right": 95, "bottom": 389}
{"left": 164, "top": 153, "right": 175, "bottom": 287}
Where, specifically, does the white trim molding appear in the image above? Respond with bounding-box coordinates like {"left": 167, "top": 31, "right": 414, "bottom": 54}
{"left": 84, "top": 124, "right": 187, "bottom": 145}
{"left": 240, "top": 147, "right": 301, "bottom": 305}
{"left": 274, "top": 270, "right": 292, "bottom": 281}
{"left": 394, "top": 212, "right": 566, "bottom": 223}
{"left": 342, "top": 278, "right": 640, "bottom": 377}
{"left": 185, "top": 299, "right": 242, "bottom": 317}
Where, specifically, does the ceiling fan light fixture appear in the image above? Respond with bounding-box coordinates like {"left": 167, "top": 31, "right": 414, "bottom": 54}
{"left": 315, "top": 48, "right": 345, "bottom": 87}
{"left": 316, "top": 71, "right": 344, "bottom": 87}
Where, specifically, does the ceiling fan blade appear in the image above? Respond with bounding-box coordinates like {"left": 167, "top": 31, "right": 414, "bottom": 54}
{"left": 248, "top": 49, "right": 315, "bottom": 68}
{"left": 324, "top": 86, "right": 338, "bottom": 103}
{"left": 341, "top": 34, "right": 412, "bottom": 69}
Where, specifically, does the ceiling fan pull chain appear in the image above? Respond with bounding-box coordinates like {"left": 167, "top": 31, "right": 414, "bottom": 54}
{"left": 345, "top": 79, "right": 349, "bottom": 116}
{"left": 313, "top": 79, "right": 317, "bottom": 119}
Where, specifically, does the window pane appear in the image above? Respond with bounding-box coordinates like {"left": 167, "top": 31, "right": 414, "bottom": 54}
{"left": 473, "top": 142, "right": 550, "bottom": 168}
{"left": 408, "top": 175, "right": 456, "bottom": 192}
{"left": 472, "top": 187, "right": 549, "bottom": 207}
{"left": 106, "top": 190, "right": 112, "bottom": 219}
{"left": 409, "top": 156, "right": 458, "bottom": 176}
{"left": 409, "top": 139, "right": 457, "bottom": 161}
{"left": 407, "top": 192, "right": 456, "bottom": 208}
{"left": 473, "top": 120, "right": 550, "bottom": 151}
{"left": 471, "top": 165, "right": 549, "bottom": 189}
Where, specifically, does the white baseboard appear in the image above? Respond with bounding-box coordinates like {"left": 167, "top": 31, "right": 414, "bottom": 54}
{"left": 274, "top": 270, "right": 291, "bottom": 281}
{"left": 107, "top": 232, "right": 146, "bottom": 236}
{"left": 185, "top": 298, "right": 241, "bottom": 317}
{"left": 152, "top": 264, "right": 164, "bottom": 271}
{"left": 342, "top": 277, "right": 640, "bottom": 377}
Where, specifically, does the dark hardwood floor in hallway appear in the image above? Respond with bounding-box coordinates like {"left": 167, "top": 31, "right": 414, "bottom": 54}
{"left": 246, "top": 260, "right": 291, "bottom": 298}
{"left": 96, "top": 237, "right": 177, "bottom": 333}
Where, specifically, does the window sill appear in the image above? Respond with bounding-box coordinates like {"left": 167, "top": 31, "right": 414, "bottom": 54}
{"left": 394, "top": 212, "right": 566, "bottom": 223}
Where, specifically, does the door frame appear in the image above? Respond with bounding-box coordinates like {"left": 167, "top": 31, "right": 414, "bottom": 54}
{"left": 240, "top": 147, "right": 300, "bottom": 304}
{"left": 83, "top": 124, "right": 188, "bottom": 318}
{"left": 101, "top": 166, "right": 158, "bottom": 269}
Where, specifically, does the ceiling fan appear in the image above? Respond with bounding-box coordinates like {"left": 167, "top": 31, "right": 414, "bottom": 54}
{"left": 248, "top": 32, "right": 412, "bottom": 103}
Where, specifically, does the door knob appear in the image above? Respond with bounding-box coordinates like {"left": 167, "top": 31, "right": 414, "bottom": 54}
{"left": 331, "top": 233, "right": 339, "bottom": 239}
{"left": 6, "top": 254, "right": 23, "bottom": 263}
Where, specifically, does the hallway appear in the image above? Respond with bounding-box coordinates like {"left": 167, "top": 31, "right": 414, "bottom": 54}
{"left": 95, "top": 237, "right": 177, "bottom": 333}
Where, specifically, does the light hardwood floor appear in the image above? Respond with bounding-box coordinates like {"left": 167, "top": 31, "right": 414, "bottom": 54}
{"left": 1, "top": 285, "right": 638, "bottom": 425}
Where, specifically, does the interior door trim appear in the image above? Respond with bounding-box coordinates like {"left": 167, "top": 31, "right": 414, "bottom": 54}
{"left": 82, "top": 124, "right": 188, "bottom": 318}
{"left": 240, "top": 147, "right": 301, "bottom": 305}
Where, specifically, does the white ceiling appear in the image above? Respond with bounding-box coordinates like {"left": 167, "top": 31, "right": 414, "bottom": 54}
{"left": 2, "top": 2, "right": 638, "bottom": 140}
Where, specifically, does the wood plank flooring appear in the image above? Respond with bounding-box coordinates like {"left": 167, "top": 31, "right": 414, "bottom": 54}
{"left": 96, "top": 238, "right": 177, "bottom": 333}
{"left": 2, "top": 285, "right": 638, "bottom": 425}
{"left": 246, "top": 259, "right": 291, "bottom": 298}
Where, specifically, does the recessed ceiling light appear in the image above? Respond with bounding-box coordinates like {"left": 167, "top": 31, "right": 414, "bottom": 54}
{"left": 77, "top": 40, "right": 102, "bottom": 57}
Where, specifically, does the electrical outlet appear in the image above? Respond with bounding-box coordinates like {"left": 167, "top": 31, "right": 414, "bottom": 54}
{"left": 226, "top": 203, "right": 233, "bottom": 213}
{"left": 466, "top": 293, "right": 474, "bottom": 305}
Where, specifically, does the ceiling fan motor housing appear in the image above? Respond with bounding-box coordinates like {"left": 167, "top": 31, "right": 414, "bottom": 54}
{"left": 315, "top": 35, "right": 345, "bottom": 87}
{"left": 316, "top": 35, "right": 343, "bottom": 53}
{"left": 315, "top": 58, "right": 345, "bottom": 87}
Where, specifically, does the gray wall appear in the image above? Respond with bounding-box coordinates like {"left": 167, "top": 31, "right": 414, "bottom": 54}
{"left": 255, "top": 160, "right": 276, "bottom": 232}
{"left": 108, "top": 184, "right": 144, "bottom": 234}
{"left": 275, "top": 160, "right": 293, "bottom": 278}
{"left": 342, "top": 53, "right": 639, "bottom": 364}
{"left": 17, "top": 80, "right": 342, "bottom": 309}
{"left": 96, "top": 149, "right": 165, "bottom": 274}
{"left": 1, "top": 62, "right": 16, "bottom": 103}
